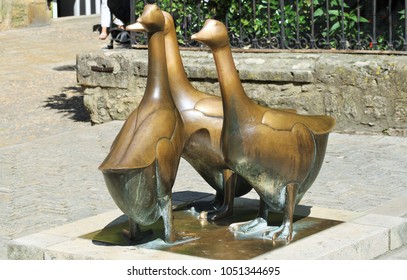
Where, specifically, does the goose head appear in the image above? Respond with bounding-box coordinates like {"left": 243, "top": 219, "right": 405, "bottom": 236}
{"left": 191, "top": 19, "right": 229, "bottom": 49}
{"left": 127, "top": 4, "right": 164, "bottom": 33}
{"left": 163, "top": 11, "right": 174, "bottom": 36}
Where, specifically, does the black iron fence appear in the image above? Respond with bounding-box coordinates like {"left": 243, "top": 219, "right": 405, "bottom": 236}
{"left": 125, "top": 0, "right": 407, "bottom": 52}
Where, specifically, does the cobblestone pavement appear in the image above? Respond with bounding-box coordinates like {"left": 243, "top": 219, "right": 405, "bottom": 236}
{"left": 0, "top": 16, "right": 406, "bottom": 260}
{"left": 0, "top": 15, "right": 116, "bottom": 258}
{"left": 0, "top": 15, "right": 108, "bottom": 147}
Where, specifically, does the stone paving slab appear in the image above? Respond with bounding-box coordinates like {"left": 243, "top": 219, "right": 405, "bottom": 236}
{"left": 0, "top": 15, "right": 107, "bottom": 148}
{"left": 376, "top": 244, "right": 407, "bottom": 260}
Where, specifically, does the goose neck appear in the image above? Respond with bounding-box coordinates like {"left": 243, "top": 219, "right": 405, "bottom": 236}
{"left": 212, "top": 45, "right": 251, "bottom": 107}
{"left": 144, "top": 31, "right": 171, "bottom": 102}
{"left": 164, "top": 29, "right": 192, "bottom": 89}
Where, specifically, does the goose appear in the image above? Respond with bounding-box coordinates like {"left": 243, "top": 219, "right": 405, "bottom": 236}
{"left": 162, "top": 12, "right": 297, "bottom": 221}
{"left": 192, "top": 19, "right": 335, "bottom": 241}
{"left": 99, "top": 4, "right": 186, "bottom": 244}
{"left": 161, "top": 11, "right": 252, "bottom": 221}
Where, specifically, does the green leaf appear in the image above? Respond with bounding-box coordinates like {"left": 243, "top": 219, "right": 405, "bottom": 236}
{"left": 330, "top": 21, "right": 341, "bottom": 33}
{"left": 348, "top": 14, "right": 358, "bottom": 22}
{"left": 314, "top": 8, "right": 324, "bottom": 17}
{"left": 329, "top": 10, "right": 340, "bottom": 16}
{"left": 359, "top": 16, "right": 369, "bottom": 23}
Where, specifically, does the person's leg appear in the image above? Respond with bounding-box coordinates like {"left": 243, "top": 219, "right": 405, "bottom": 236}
{"left": 100, "top": 0, "right": 111, "bottom": 39}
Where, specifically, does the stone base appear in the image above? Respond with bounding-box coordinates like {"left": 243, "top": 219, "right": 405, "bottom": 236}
{"left": 8, "top": 198, "right": 407, "bottom": 260}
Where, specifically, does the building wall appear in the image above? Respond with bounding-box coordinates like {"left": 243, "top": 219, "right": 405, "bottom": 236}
{"left": 52, "top": 0, "right": 100, "bottom": 19}
{"left": 0, "top": 0, "right": 50, "bottom": 30}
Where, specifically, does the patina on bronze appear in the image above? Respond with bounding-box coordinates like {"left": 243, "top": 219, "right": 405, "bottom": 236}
{"left": 81, "top": 205, "right": 342, "bottom": 259}
{"left": 99, "top": 4, "right": 187, "bottom": 244}
{"left": 192, "top": 19, "right": 336, "bottom": 241}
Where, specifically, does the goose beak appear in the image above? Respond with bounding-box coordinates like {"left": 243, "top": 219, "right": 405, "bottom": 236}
{"left": 191, "top": 32, "right": 201, "bottom": 42}
{"left": 191, "top": 30, "right": 208, "bottom": 44}
{"left": 126, "top": 21, "right": 145, "bottom": 32}
{"left": 192, "top": 19, "right": 229, "bottom": 48}
{"left": 191, "top": 20, "right": 212, "bottom": 42}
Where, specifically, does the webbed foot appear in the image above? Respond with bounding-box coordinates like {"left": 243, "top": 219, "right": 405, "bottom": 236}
{"left": 263, "top": 224, "right": 294, "bottom": 242}
{"left": 229, "top": 217, "right": 268, "bottom": 233}
{"left": 262, "top": 182, "right": 297, "bottom": 242}
{"left": 229, "top": 218, "right": 275, "bottom": 240}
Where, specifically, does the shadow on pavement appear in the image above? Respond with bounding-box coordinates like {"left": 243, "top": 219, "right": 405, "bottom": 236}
{"left": 43, "top": 86, "right": 91, "bottom": 122}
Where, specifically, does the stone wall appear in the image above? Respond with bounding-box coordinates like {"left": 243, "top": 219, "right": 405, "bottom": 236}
{"left": 0, "top": 0, "right": 50, "bottom": 30}
{"left": 77, "top": 50, "right": 407, "bottom": 136}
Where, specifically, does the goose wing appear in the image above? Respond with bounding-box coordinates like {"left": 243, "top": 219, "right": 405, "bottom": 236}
{"left": 246, "top": 122, "right": 316, "bottom": 182}
{"left": 262, "top": 108, "right": 335, "bottom": 135}
{"left": 194, "top": 97, "right": 224, "bottom": 118}
{"left": 99, "top": 108, "right": 178, "bottom": 171}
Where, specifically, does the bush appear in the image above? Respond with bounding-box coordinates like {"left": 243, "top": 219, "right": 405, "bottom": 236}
{"left": 135, "top": 0, "right": 406, "bottom": 50}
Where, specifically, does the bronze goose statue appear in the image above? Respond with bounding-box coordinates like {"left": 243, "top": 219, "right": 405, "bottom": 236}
{"left": 192, "top": 19, "right": 335, "bottom": 241}
{"left": 99, "top": 4, "right": 186, "bottom": 244}
{"left": 162, "top": 12, "right": 298, "bottom": 221}
{"left": 161, "top": 11, "right": 252, "bottom": 221}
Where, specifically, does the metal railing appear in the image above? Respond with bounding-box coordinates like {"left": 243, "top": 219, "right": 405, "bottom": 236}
{"left": 125, "top": 0, "right": 407, "bottom": 53}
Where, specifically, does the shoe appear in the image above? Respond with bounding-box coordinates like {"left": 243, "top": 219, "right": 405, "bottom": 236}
{"left": 99, "top": 32, "right": 108, "bottom": 40}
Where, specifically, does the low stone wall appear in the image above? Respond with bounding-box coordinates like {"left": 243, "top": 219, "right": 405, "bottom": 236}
{"left": 77, "top": 50, "right": 407, "bottom": 136}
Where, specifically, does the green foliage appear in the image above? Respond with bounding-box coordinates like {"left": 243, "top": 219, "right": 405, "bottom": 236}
{"left": 133, "top": 1, "right": 406, "bottom": 50}
{"left": 313, "top": 0, "right": 369, "bottom": 48}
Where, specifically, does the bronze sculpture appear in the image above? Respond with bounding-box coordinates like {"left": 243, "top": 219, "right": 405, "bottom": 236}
{"left": 192, "top": 19, "right": 335, "bottom": 241}
{"left": 162, "top": 11, "right": 252, "bottom": 220}
{"left": 99, "top": 4, "right": 186, "bottom": 244}
{"left": 162, "top": 12, "right": 298, "bottom": 221}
